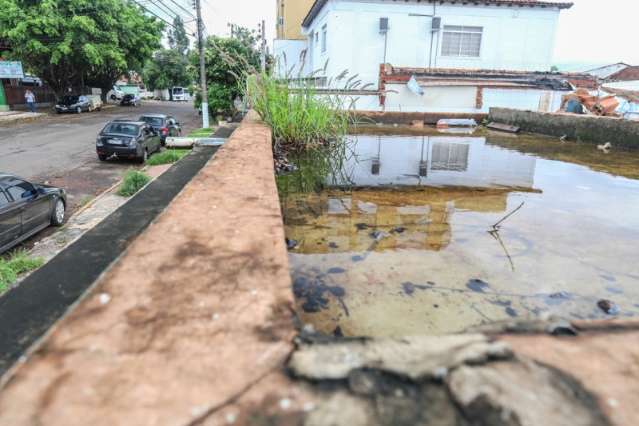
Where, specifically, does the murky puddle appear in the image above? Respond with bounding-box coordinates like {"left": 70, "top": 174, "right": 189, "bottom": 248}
{"left": 281, "top": 130, "right": 639, "bottom": 337}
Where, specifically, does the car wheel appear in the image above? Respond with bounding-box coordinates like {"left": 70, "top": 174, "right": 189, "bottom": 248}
{"left": 51, "top": 198, "right": 65, "bottom": 226}
{"left": 76, "top": 106, "right": 82, "bottom": 114}
{"left": 98, "top": 154, "right": 108, "bottom": 161}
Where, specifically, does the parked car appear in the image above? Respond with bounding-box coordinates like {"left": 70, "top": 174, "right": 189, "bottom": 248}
{"left": 20, "top": 75, "right": 43, "bottom": 87}
{"left": 0, "top": 174, "right": 66, "bottom": 254}
{"left": 96, "top": 120, "right": 161, "bottom": 163}
{"left": 120, "top": 94, "right": 140, "bottom": 107}
{"left": 170, "top": 87, "right": 189, "bottom": 101}
{"left": 88, "top": 95, "right": 103, "bottom": 112}
{"left": 138, "top": 114, "right": 182, "bottom": 145}
{"left": 55, "top": 95, "right": 91, "bottom": 114}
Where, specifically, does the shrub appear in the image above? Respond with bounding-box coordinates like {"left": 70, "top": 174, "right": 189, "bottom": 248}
{"left": 146, "top": 149, "right": 189, "bottom": 166}
{"left": 117, "top": 170, "right": 151, "bottom": 197}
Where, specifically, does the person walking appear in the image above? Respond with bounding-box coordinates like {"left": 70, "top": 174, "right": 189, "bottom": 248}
{"left": 25, "top": 89, "right": 36, "bottom": 113}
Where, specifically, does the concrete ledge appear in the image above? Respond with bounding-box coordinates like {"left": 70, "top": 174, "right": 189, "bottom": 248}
{"left": 0, "top": 111, "right": 46, "bottom": 127}
{"left": 0, "top": 113, "right": 306, "bottom": 425}
{"left": 489, "top": 107, "right": 639, "bottom": 148}
{"left": 356, "top": 110, "right": 487, "bottom": 125}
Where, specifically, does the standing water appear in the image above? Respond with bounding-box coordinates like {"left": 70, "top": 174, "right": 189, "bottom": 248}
{"left": 281, "top": 129, "right": 639, "bottom": 337}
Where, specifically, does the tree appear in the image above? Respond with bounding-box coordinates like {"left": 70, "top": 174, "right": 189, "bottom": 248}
{"left": 168, "top": 15, "right": 189, "bottom": 55}
{"left": 143, "top": 49, "right": 192, "bottom": 91}
{"left": 0, "top": 0, "right": 162, "bottom": 99}
{"left": 193, "top": 27, "right": 261, "bottom": 116}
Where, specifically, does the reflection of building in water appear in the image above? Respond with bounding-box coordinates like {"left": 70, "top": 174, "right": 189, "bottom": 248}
{"left": 283, "top": 188, "right": 511, "bottom": 254}
{"left": 335, "top": 135, "right": 537, "bottom": 189}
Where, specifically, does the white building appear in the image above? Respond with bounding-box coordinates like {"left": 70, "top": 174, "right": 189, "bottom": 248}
{"left": 275, "top": 0, "right": 576, "bottom": 114}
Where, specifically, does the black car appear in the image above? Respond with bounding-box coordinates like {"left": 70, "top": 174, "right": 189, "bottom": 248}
{"left": 120, "top": 94, "right": 140, "bottom": 107}
{"left": 55, "top": 95, "right": 91, "bottom": 114}
{"left": 96, "top": 120, "right": 161, "bottom": 163}
{"left": 0, "top": 175, "right": 66, "bottom": 254}
{"left": 138, "top": 114, "right": 182, "bottom": 145}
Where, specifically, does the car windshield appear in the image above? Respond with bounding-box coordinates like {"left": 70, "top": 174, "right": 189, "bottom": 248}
{"left": 102, "top": 123, "right": 139, "bottom": 136}
{"left": 140, "top": 116, "right": 163, "bottom": 126}
{"left": 60, "top": 96, "right": 79, "bottom": 105}
{"left": 173, "top": 88, "right": 184, "bottom": 94}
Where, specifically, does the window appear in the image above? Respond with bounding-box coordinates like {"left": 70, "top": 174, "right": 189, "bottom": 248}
{"left": 0, "top": 190, "right": 9, "bottom": 207}
{"left": 431, "top": 143, "right": 470, "bottom": 172}
{"left": 278, "top": 16, "right": 284, "bottom": 26}
{"left": 321, "top": 25, "right": 327, "bottom": 53}
{"left": 6, "top": 180, "right": 35, "bottom": 201}
{"left": 315, "top": 32, "right": 319, "bottom": 44}
{"left": 441, "top": 25, "right": 483, "bottom": 57}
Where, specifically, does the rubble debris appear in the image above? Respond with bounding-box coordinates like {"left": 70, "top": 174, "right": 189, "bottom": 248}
{"left": 289, "top": 334, "right": 511, "bottom": 381}
{"left": 448, "top": 359, "right": 611, "bottom": 426}
{"left": 560, "top": 89, "right": 620, "bottom": 117}
{"left": 436, "top": 118, "right": 478, "bottom": 129}
{"left": 486, "top": 122, "right": 520, "bottom": 133}
{"left": 597, "top": 299, "right": 620, "bottom": 315}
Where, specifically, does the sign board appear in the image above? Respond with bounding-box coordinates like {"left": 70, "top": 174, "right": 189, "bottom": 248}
{"left": 0, "top": 61, "right": 25, "bottom": 79}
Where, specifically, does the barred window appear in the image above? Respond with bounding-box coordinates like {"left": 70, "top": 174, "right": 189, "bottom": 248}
{"left": 441, "top": 26, "right": 483, "bottom": 57}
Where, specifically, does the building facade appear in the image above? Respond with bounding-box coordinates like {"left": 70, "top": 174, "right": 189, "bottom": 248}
{"left": 276, "top": 0, "right": 316, "bottom": 40}
{"left": 301, "top": 0, "right": 572, "bottom": 87}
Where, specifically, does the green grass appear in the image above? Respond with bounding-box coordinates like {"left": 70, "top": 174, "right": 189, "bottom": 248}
{"left": 0, "top": 250, "right": 44, "bottom": 292}
{"left": 146, "top": 149, "right": 190, "bottom": 166}
{"left": 117, "top": 170, "right": 151, "bottom": 197}
{"left": 188, "top": 128, "right": 213, "bottom": 137}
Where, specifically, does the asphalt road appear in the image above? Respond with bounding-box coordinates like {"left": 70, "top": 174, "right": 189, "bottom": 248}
{"left": 0, "top": 100, "right": 202, "bottom": 212}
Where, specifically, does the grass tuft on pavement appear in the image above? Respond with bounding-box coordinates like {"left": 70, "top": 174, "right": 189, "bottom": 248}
{"left": 188, "top": 128, "right": 213, "bottom": 137}
{"left": 146, "top": 149, "right": 190, "bottom": 166}
{"left": 0, "top": 250, "right": 44, "bottom": 292}
{"left": 117, "top": 170, "right": 151, "bottom": 197}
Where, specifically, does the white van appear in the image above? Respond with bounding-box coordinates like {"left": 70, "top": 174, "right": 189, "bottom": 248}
{"left": 171, "top": 87, "right": 189, "bottom": 102}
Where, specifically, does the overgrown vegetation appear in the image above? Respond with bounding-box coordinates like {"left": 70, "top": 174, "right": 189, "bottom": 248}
{"left": 146, "top": 149, "right": 189, "bottom": 166}
{"left": 246, "top": 67, "right": 363, "bottom": 193}
{"left": 117, "top": 170, "right": 150, "bottom": 197}
{"left": 188, "top": 128, "right": 213, "bottom": 137}
{"left": 0, "top": 250, "right": 44, "bottom": 292}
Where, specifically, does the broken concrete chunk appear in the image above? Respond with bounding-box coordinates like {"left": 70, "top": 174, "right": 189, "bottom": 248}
{"left": 304, "top": 392, "right": 376, "bottom": 426}
{"left": 447, "top": 359, "right": 610, "bottom": 426}
{"left": 289, "top": 334, "right": 511, "bottom": 381}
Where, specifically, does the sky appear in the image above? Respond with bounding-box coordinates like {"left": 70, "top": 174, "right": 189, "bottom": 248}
{"left": 174, "top": 0, "right": 637, "bottom": 71}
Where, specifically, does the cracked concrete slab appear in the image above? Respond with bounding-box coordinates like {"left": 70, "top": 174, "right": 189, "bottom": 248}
{"left": 289, "top": 334, "right": 512, "bottom": 381}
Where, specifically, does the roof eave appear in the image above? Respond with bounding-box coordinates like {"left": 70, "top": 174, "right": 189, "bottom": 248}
{"left": 302, "top": 0, "right": 573, "bottom": 28}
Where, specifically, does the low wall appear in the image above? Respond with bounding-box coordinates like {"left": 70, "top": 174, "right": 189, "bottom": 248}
{"left": 489, "top": 107, "right": 639, "bottom": 148}
{"left": 0, "top": 112, "right": 311, "bottom": 425}
{"left": 357, "top": 110, "right": 487, "bottom": 125}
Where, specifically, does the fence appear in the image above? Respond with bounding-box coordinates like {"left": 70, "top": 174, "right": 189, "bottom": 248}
{"left": 2, "top": 83, "right": 57, "bottom": 108}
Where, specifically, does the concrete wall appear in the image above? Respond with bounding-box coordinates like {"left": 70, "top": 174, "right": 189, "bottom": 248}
{"left": 273, "top": 39, "right": 309, "bottom": 77}
{"left": 489, "top": 107, "right": 639, "bottom": 148}
{"left": 304, "top": 0, "right": 561, "bottom": 87}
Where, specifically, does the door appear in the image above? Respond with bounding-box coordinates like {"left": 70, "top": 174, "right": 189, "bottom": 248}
{"left": 6, "top": 179, "right": 50, "bottom": 235}
{"left": 0, "top": 190, "right": 21, "bottom": 249}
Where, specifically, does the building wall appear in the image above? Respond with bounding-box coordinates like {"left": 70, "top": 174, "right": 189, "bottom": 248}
{"left": 277, "top": 0, "right": 316, "bottom": 40}
{"left": 273, "top": 39, "right": 309, "bottom": 77}
{"left": 304, "top": 0, "right": 561, "bottom": 87}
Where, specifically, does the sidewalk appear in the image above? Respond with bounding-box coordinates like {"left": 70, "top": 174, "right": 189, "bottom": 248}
{"left": 0, "top": 111, "right": 46, "bottom": 126}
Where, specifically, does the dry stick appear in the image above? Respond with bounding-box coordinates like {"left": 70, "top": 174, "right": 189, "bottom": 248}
{"left": 488, "top": 229, "right": 515, "bottom": 272}
{"left": 491, "top": 201, "right": 525, "bottom": 230}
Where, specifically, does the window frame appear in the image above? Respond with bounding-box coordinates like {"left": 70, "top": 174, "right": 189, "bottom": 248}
{"left": 321, "top": 24, "right": 327, "bottom": 53}
{"left": 0, "top": 189, "right": 10, "bottom": 208}
{"left": 440, "top": 25, "right": 483, "bottom": 58}
{"left": 6, "top": 179, "right": 35, "bottom": 202}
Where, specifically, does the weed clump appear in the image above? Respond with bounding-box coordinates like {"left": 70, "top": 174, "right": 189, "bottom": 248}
{"left": 117, "top": 170, "right": 151, "bottom": 197}
{"left": 146, "top": 149, "right": 189, "bottom": 166}
{"left": 0, "top": 250, "right": 44, "bottom": 292}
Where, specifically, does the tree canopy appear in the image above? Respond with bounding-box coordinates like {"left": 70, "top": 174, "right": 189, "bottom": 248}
{"left": 194, "top": 27, "right": 262, "bottom": 116}
{"left": 168, "top": 15, "right": 189, "bottom": 55}
{"left": 143, "top": 48, "right": 192, "bottom": 91}
{"left": 0, "top": 0, "right": 163, "bottom": 98}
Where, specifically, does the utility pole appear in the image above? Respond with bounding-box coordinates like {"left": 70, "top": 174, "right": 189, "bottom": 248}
{"left": 195, "top": 0, "right": 209, "bottom": 128}
{"left": 260, "top": 20, "right": 266, "bottom": 72}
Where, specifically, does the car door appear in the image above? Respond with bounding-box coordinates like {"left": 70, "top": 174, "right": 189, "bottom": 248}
{"left": 6, "top": 179, "right": 51, "bottom": 235}
{"left": 0, "top": 189, "right": 21, "bottom": 250}
{"left": 142, "top": 126, "right": 159, "bottom": 152}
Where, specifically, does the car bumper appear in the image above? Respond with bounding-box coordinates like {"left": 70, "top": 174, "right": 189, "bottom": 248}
{"left": 97, "top": 146, "right": 140, "bottom": 159}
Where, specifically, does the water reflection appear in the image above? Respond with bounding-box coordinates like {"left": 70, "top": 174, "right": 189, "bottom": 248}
{"left": 334, "top": 135, "right": 537, "bottom": 189}
{"left": 284, "top": 132, "right": 639, "bottom": 337}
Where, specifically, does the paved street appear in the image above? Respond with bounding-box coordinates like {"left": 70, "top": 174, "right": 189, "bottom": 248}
{"left": 0, "top": 101, "right": 202, "bottom": 213}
